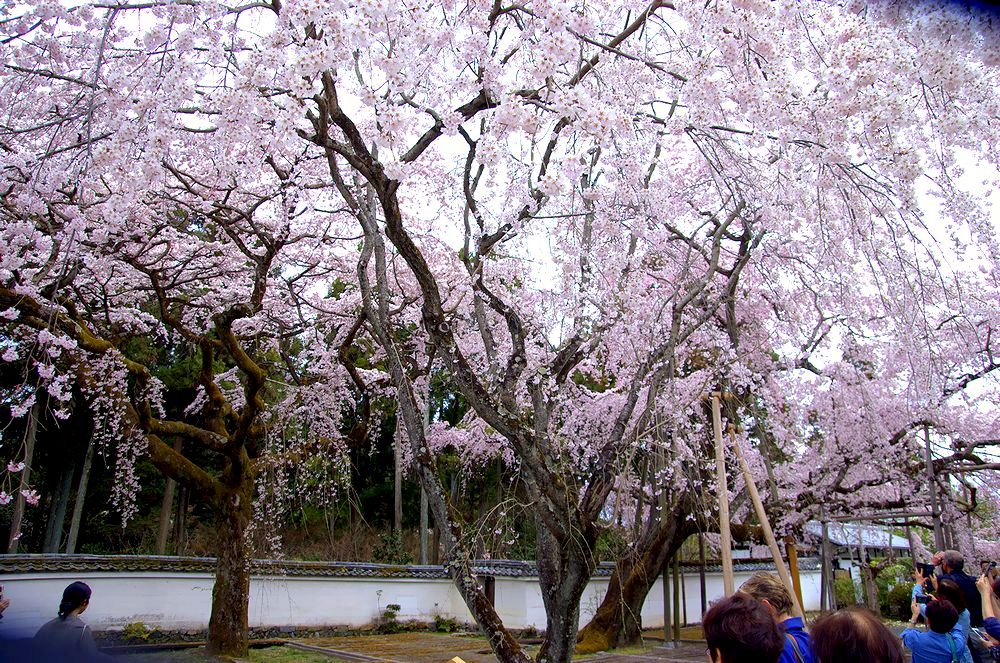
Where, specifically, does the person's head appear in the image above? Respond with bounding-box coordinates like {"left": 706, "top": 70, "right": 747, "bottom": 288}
{"left": 739, "top": 572, "right": 794, "bottom": 621}
{"left": 702, "top": 592, "right": 784, "bottom": 663}
{"left": 940, "top": 550, "right": 964, "bottom": 574}
{"left": 810, "top": 605, "right": 904, "bottom": 663}
{"left": 925, "top": 599, "right": 960, "bottom": 634}
{"left": 934, "top": 579, "right": 966, "bottom": 613}
{"left": 992, "top": 576, "right": 1000, "bottom": 600}
{"left": 58, "top": 581, "right": 91, "bottom": 620}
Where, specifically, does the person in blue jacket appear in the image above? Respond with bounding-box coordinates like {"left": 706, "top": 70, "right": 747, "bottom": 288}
{"left": 740, "top": 572, "right": 814, "bottom": 663}
{"left": 910, "top": 579, "right": 974, "bottom": 663}
{"left": 902, "top": 598, "right": 971, "bottom": 663}
{"left": 975, "top": 574, "right": 1000, "bottom": 657}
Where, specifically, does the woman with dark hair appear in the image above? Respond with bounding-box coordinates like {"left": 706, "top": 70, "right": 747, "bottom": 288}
{"left": 32, "top": 581, "right": 110, "bottom": 661}
{"left": 913, "top": 580, "right": 974, "bottom": 663}
{"left": 902, "top": 598, "right": 970, "bottom": 663}
{"left": 810, "top": 605, "right": 904, "bottom": 663}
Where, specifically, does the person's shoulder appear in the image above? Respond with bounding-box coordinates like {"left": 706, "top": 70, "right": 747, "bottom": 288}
{"left": 35, "top": 616, "right": 87, "bottom": 635}
{"left": 34, "top": 617, "right": 61, "bottom": 635}
{"left": 782, "top": 616, "right": 806, "bottom": 630}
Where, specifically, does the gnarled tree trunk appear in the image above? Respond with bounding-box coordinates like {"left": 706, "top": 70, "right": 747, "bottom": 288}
{"left": 206, "top": 462, "right": 254, "bottom": 657}
{"left": 576, "top": 512, "right": 689, "bottom": 653}
{"left": 536, "top": 524, "right": 599, "bottom": 663}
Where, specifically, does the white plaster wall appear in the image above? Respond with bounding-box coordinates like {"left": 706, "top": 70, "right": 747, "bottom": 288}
{"left": 631, "top": 567, "right": 823, "bottom": 629}
{"left": 1, "top": 572, "right": 216, "bottom": 639}
{"left": 0, "top": 567, "right": 822, "bottom": 639}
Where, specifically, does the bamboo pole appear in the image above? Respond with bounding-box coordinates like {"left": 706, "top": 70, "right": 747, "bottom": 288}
{"left": 711, "top": 393, "right": 735, "bottom": 597}
{"left": 731, "top": 432, "right": 804, "bottom": 620}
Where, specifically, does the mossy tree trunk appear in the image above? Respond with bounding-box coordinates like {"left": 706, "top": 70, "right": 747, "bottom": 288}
{"left": 207, "top": 453, "right": 255, "bottom": 657}
{"left": 576, "top": 510, "right": 691, "bottom": 654}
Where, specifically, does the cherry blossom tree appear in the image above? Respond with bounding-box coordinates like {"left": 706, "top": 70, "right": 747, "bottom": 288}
{"left": 0, "top": 9, "right": 368, "bottom": 648}
{"left": 299, "top": 0, "right": 1000, "bottom": 658}
{"left": 3, "top": 0, "right": 1000, "bottom": 661}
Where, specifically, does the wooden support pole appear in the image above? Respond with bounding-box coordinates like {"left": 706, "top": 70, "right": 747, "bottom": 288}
{"left": 420, "top": 379, "right": 432, "bottom": 564}
{"left": 711, "top": 393, "right": 735, "bottom": 597}
{"left": 924, "top": 425, "right": 945, "bottom": 550}
{"left": 658, "top": 440, "right": 673, "bottom": 644}
{"left": 820, "top": 513, "right": 834, "bottom": 611}
{"left": 673, "top": 554, "right": 681, "bottom": 643}
{"left": 826, "top": 510, "right": 933, "bottom": 522}
{"left": 681, "top": 558, "right": 688, "bottom": 626}
{"left": 732, "top": 433, "right": 804, "bottom": 620}
{"left": 699, "top": 533, "right": 708, "bottom": 616}
{"left": 394, "top": 421, "right": 403, "bottom": 534}
{"left": 785, "top": 535, "right": 805, "bottom": 613}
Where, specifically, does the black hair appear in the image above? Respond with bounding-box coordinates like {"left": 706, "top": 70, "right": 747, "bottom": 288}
{"left": 925, "top": 599, "right": 959, "bottom": 635}
{"left": 58, "top": 581, "right": 92, "bottom": 620}
{"left": 934, "top": 579, "right": 966, "bottom": 613}
{"left": 703, "top": 592, "right": 784, "bottom": 663}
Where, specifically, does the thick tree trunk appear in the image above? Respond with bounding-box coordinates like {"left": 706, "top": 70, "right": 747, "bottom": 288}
{"left": 155, "top": 439, "right": 183, "bottom": 554}
{"left": 43, "top": 461, "right": 74, "bottom": 552}
{"left": 173, "top": 486, "right": 189, "bottom": 555}
{"left": 155, "top": 475, "right": 177, "bottom": 555}
{"left": 207, "top": 492, "right": 253, "bottom": 657}
{"left": 65, "top": 436, "right": 95, "bottom": 554}
{"left": 576, "top": 516, "right": 687, "bottom": 654}
{"left": 206, "top": 451, "right": 254, "bottom": 658}
{"left": 535, "top": 522, "right": 599, "bottom": 663}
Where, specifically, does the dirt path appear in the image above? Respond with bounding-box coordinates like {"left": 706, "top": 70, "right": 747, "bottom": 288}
{"left": 288, "top": 632, "right": 502, "bottom": 663}
{"left": 287, "top": 632, "right": 710, "bottom": 663}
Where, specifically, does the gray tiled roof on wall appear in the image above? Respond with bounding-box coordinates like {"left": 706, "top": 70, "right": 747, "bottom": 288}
{"left": 0, "top": 554, "right": 819, "bottom": 578}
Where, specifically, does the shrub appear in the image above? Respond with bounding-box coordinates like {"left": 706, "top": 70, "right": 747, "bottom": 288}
{"left": 377, "top": 603, "right": 403, "bottom": 634}
{"left": 886, "top": 582, "right": 915, "bottom": 621}
{"left": 120, "top": 622, "right": 158, "bottom": 643}
{"left": 874, "top": 562, "right": 911, "bottom": 616}
{"left": 835, "top": 576, "right": 860, "bottom": 608}
{"left": 434, "top": 614, "right": 460, "bottom": 632}
{"left": 372, "top": 530, "right": 414, "bottom": 565}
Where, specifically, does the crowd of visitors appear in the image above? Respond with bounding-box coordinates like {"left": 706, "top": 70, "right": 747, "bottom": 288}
{"left": 705, "top": 550, "right": 1000, "bottom": 663}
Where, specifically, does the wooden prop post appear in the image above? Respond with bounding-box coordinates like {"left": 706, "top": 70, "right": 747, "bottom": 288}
{"left": 711, "top": 392, "right": 735, "bottom": 597}
{"left": 785, "top": 535, "right": 805, "bottom": 613}
{"left": 731, "top": 431, "right": 805, "bottom": 621}
{"left": 820, "top": 511, "right": 833, "bottom": 611}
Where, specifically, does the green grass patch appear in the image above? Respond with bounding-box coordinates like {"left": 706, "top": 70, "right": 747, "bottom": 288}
{"left": 249, "top": 646, "right": 348, "bottom": 662}
{"left": 122, "top": 644, "right": 348, "bottom": 662}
